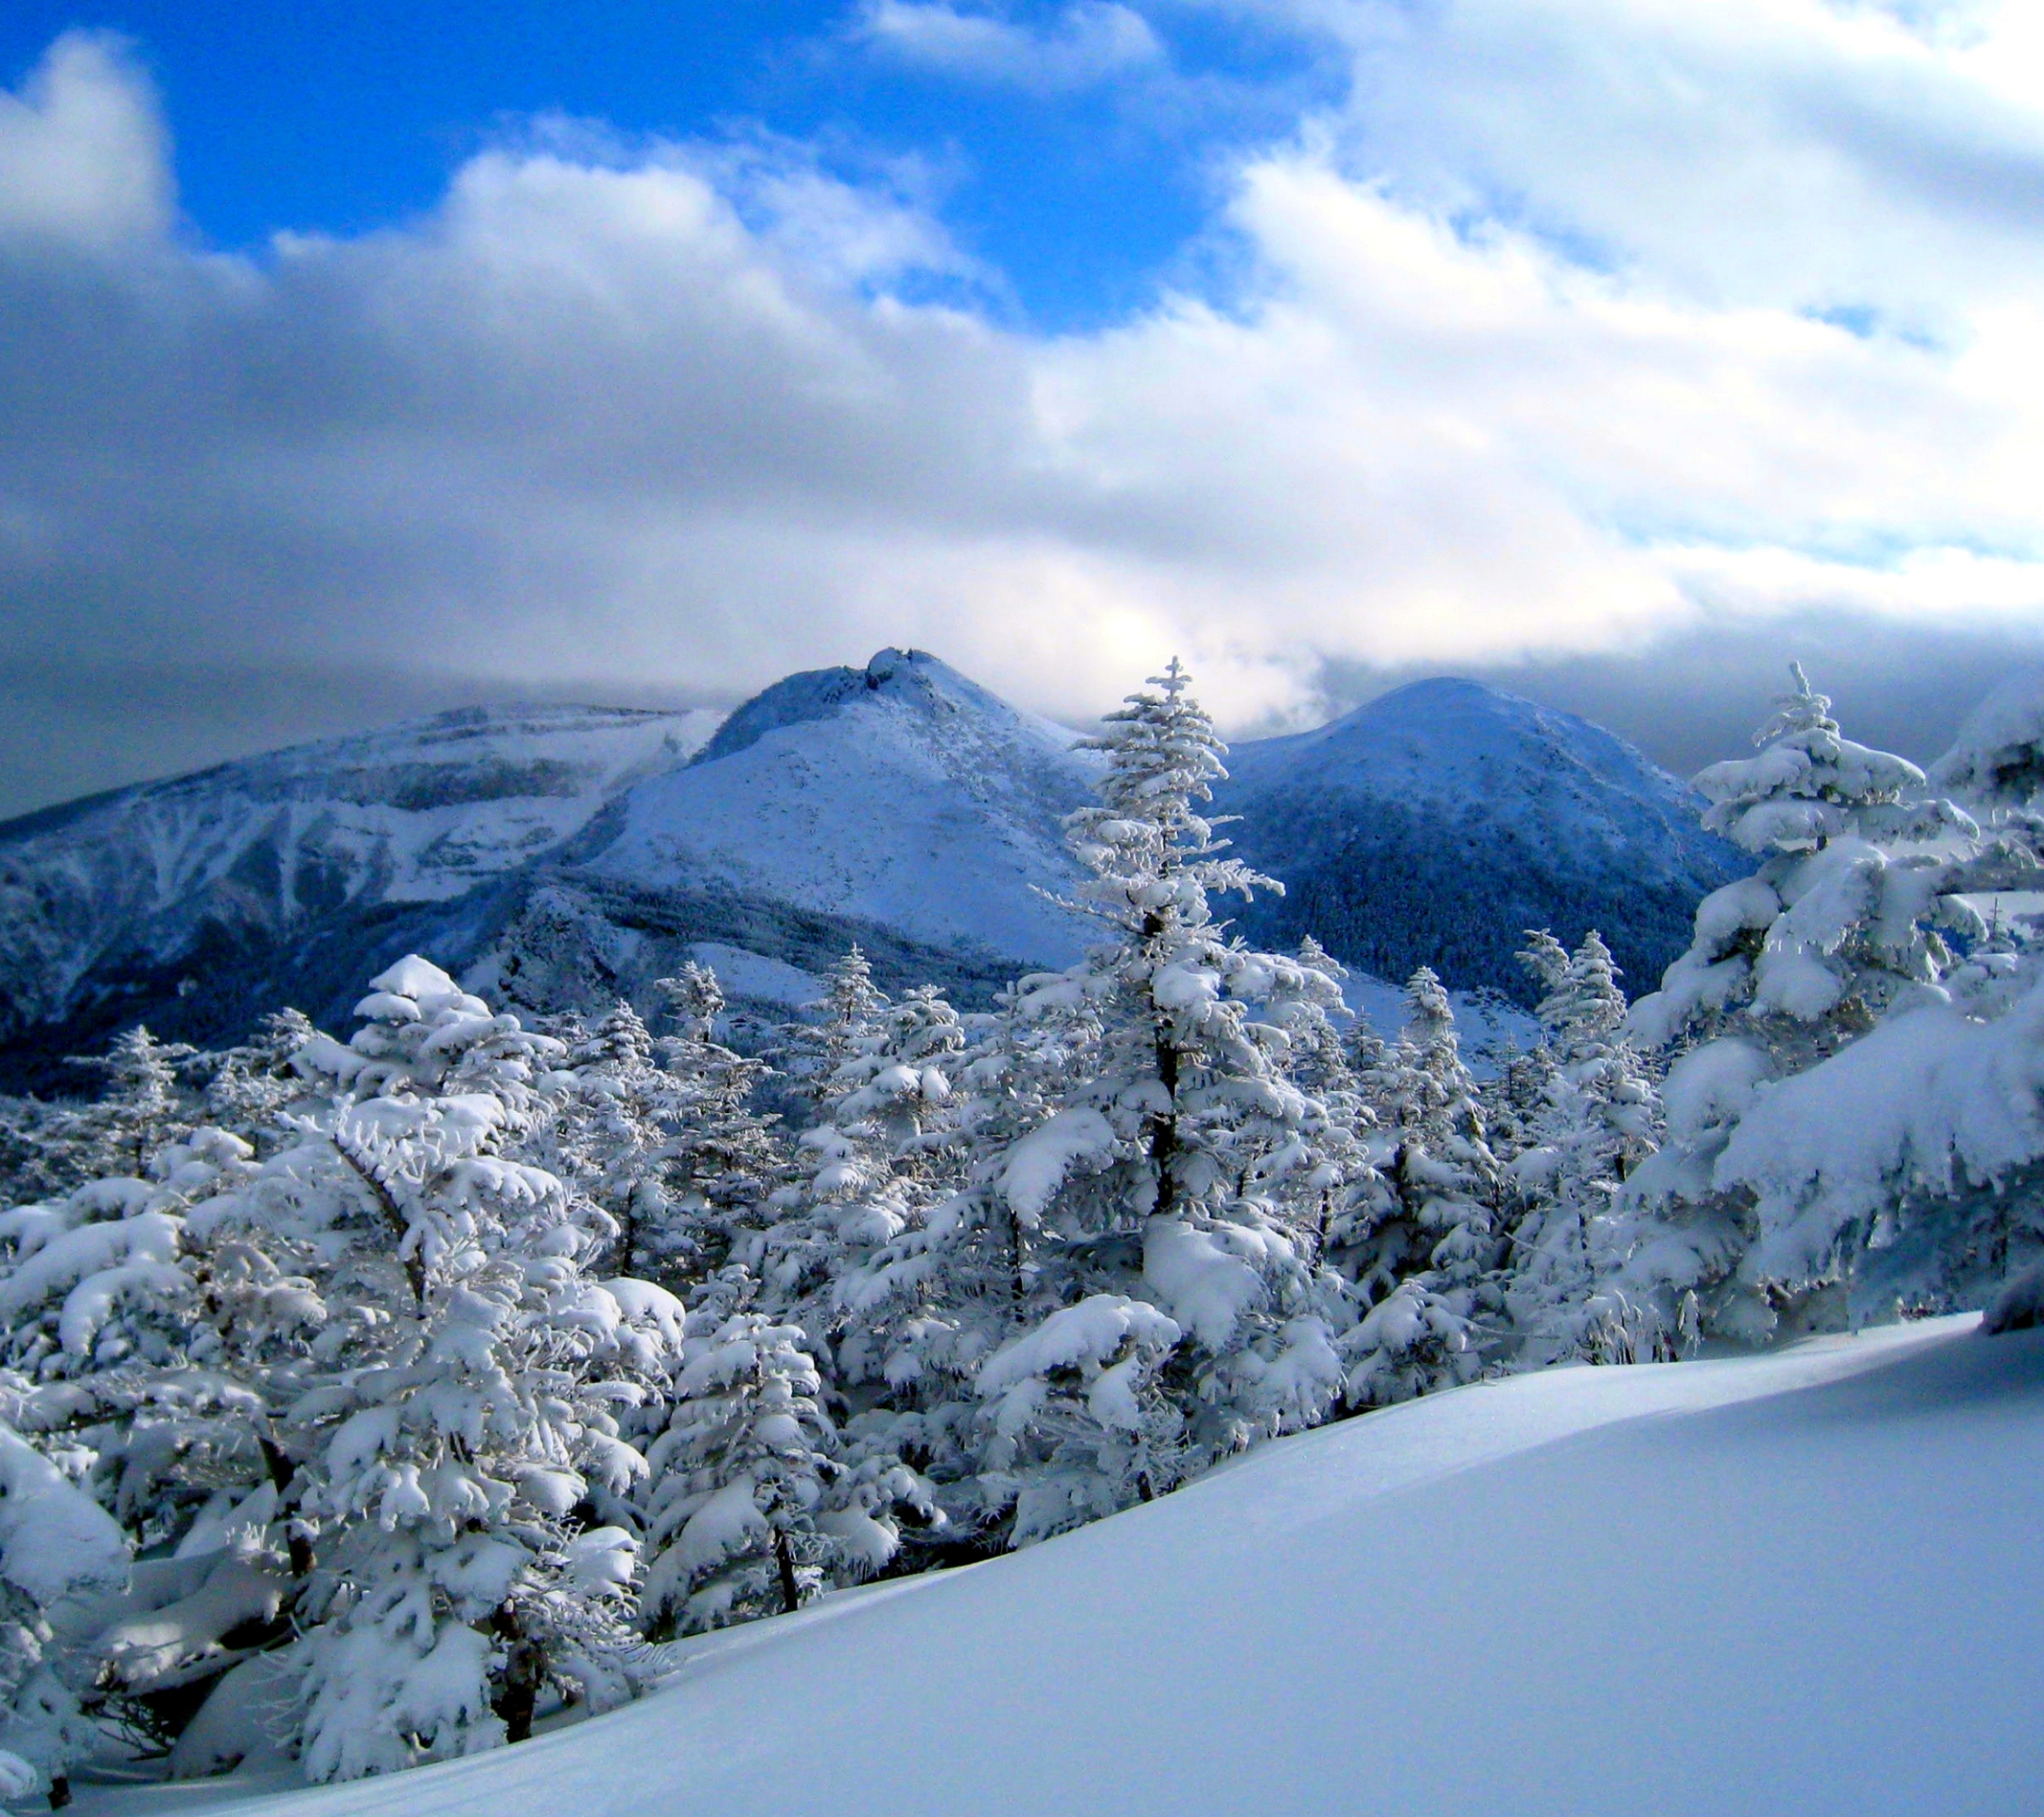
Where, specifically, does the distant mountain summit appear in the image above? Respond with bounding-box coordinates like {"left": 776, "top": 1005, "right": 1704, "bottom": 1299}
{"left": 479, "top": 649, "right": 1100, "bottom": 1016}
{"left": 0, "top": 704, "right": 716, "bottom": 1090}
{"left": 0, "top": 657, "right": 1740, "bottom": 1092}
{"left": 1216, "top": 677, "right": 1750, "bottom": 1005}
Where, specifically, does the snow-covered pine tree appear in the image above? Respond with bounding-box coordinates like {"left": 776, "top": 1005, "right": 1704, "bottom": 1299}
{"left": 1334, "top": 967, "right": 1501, "bottom": 1406}
{"left": 249, "top": 958, "right": 673, "bottom": 1781}
{"left": 635, "top": 1311, "right": 936, "bottom": 1637}
{"left": 646, "top": 965, "right": 784, "bottom": 1303}
{"left": 32, "top": 1028, "right": 199, "bottom": 1199}
{"left": 0, "top": 1424, "right": 131, "bottom": 1807}
{"left": 817, "top": 986, "right": 1096, "bottom": 1534}
{"left": 784, "top": 948, "right": 889, "bottom": 1108}
{"left": 942, "top": 662, "right": 1353, "bottom": 1542}
{"left": 194, "top": 1011, "right": 320, "bottom": 1150}
{"left": 552, "top": 999, "right": 673, "bottom": 1281}
{"left": 1619, "top": 664, "right": 1996, "bottom": 1342}
{"left": 772, "top": 983, "right": 967, "bottom": 1370}
{"left": 1502, "top": 931, "right": 1666, "bottom": 1367}
{"left": 1930, "top": 669, "right": 2044, "bottom": 813}
{"left": 0, "top": 1107, "right": 323, "bottom": 1771}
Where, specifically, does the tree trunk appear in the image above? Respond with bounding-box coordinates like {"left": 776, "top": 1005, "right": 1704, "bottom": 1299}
{"left": 490, "top": 1607, "right": 543, "bottom": 1745}
{"left": 1151, "top": 1027, "right": 1180, "bottom": 1223}
{"left": 257, "top": 1435, "right": 314, "bottom": 1580}
{"left": 775, "top": 1528, "right": 802, "bottom": 1614}
{"left": 1141, "top": 909, "right": 1181, "bottom": 1223}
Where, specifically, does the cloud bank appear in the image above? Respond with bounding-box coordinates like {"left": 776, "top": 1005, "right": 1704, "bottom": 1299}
{"left": 4, "top": 9, "right": 2044, "bottom": 812}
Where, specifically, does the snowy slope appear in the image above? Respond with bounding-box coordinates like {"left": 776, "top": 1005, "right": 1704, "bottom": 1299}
{"left": 579, "top": 648, "right": 1098, "bottom": 970}
{"left": 72, "top": 1315, "right": 2044, "bottom": 1816}
{"left": 0, "top": 707, "right": 714, "bottom": 1086}
{"left": 1218, "top": 677, "right": 1750, "bottom": 1004}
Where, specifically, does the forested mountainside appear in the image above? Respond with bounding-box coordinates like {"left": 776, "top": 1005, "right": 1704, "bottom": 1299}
{"left": 0, "top": 652, "right": 1729, "bottom": 1092}
{"left": 1218, "top": 678, "right": 1751, "bottom": 1005}
{"left": 0, "top": 706, "right": 716, "bottom": 1092}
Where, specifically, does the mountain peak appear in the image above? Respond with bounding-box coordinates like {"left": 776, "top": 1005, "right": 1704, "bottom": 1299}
{"left": 694, "top": 647, "right": 1048, "bottom": 768}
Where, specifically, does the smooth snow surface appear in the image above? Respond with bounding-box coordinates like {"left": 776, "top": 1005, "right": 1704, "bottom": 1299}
{"left": 76, "top": 1316, "right": 2044, "bottom": 1817}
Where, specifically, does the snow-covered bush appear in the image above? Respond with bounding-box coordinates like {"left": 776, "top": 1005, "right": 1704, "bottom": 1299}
{"left": 1619, "top": 665, "right": 2043, "bottom": 1338}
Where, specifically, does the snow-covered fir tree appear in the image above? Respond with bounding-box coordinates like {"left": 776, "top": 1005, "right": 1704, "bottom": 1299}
{"left": 0, "top": 1424, "right": 132, "bottom": 1807}
{"left": 272, "top": 958, "right": 670, "bottom": 1779}
{"left": 1502, "top": 931, "right": 1667, "bottom": 1366}
{"left": 32, "top": 1028, "right": 199, "bottom": 1199}
{"left": 1620, "top": 664, "right": 1993, "bottom": 1341}
{"left": 643, "top": 966, "right": 785, "bottom": 1302}
{"left": 0, "top": 958, "right": 694, "bottom": 1786}
{"left": 938, "top": 662, "right": 1354, "bottom": 1543}
{"left": 636, "top": 1311, "right": 934, "bottom": 1636}
{"left": 1334, "top": 967, "right": 1501, "bottom": 1405}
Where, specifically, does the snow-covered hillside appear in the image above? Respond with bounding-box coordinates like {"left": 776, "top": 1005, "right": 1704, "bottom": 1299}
{"left": 1219, "top": 678, "right": 1750, "bottom": 1004}
{"left": 68, "top": 1315, "right": 2044, "bottom": 1817}
{"left": 0, "top": 708, "right": 714, "bottom": 1088}
{"left": 527, "top": 647, "right": 1101, "bottom": 1004}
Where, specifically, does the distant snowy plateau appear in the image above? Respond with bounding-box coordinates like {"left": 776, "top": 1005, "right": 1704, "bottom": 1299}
{"left": 68, "top": 1315, "right": 2044, "bottom": 1816}
{"left": 0, "top": 650, "right": 1745, "bottom": 1089}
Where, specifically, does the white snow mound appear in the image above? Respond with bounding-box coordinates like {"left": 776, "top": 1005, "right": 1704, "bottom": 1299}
{"left": 66, "top": 1315, "right": 2044, "bottom": 1816}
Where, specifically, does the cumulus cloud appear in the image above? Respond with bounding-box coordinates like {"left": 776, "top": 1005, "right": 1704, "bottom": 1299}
{"left": 855, "top": 1, "right": 1167, "bottom": 93}
{"left": 0, "top": 29, "right": 171, "bottom": 252}
{"left": 4, "top": 18, "right": 2044, "bottom": 813}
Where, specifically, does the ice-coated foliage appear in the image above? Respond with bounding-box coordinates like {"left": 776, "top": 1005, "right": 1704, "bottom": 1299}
{"left": 1931, "top": 667, "right": 2044, "bottom": 809}
{"left": 637, "top": 1313, "right": 935, "bottom": 1635}
{"left": 1334, "top": 968, "right": 1499, "bottom": 1404}
{"left": 929, "top": 662, "right": 1363, "bottom": 1536}
{"left": 1617, "top": 664, "right": 2044, "bottom": 1342}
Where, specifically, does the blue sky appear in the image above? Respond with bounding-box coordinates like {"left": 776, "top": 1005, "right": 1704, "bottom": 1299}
{"left": 4, "top": 1, "right": 2044, "bottom": 814}
{"left": 0, "top": 2, "right": 1332, "bottom": 328}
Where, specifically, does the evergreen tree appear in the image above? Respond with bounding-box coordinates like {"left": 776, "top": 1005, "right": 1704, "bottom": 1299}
{"left": 0, "top": 1425, "right": 131, "bottom": 1807}
{"left": 1503, "top": 931, "right": 1666, "bottom": 1366}
{"left": 1622, "top": 665, "right": 1986, "bottom": 1342}
{"left": 943, "top": 662, "right": 1355, "bottom": 1538}
{"left": 281, "top": 958, "right": 667, "bottom": 1779}
{"left": 637, "top": 1312, "right": 936, "bottom": 1636}
{"left": 1335, "top": 969, "right": 1500, "bottom": 1405}
{"left": 650, "top": 966, "right": 784, "bottom": 1301}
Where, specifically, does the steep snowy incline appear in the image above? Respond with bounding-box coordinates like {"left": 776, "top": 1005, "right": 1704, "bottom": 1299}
{"left": 76, "top": 1315, "right": 2044, "bottom": 1816}
{"left": 0, "top": 707, "right": 714, "bottom": 1085}
{"left": 560, "top": 647, "right": 1100, "bottom": 976}
{"left": 1217, "top": 677, "right": 1751, "bottom": 1003}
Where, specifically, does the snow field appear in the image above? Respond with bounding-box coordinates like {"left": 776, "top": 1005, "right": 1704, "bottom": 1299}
{"left": 71, "top": 1315, "right": 2043, "bottom": 1817}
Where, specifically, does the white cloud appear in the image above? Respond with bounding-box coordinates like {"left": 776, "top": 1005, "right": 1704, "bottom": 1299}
{"left": 855, "top": 1, "right": 1166, "bottom": 94}
{"left": 0, "top": 30, "right": 172, "bottom": 252}
{"left": 1266, "top": 0, "right": 2044, "bottom": 329}
{"left": 4, "top": 20, "right": 2044, "bottom": 797}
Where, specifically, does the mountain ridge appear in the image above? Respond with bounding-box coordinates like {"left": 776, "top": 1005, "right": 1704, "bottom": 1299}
{"left": 0, "top": 656, "right": 1741, "bottom": 1092}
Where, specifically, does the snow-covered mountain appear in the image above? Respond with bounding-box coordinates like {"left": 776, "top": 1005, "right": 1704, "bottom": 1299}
{"left": 478, "top": 648, "right": 1100, "bottom": 1018}
{"left": 0, "top": 705, "right": 714, "bottom": 1089}
{"left": 1217, "top": 677, "right": 1750, "bottom": 1005}
{"left": 0, "top": 656, "right": 1736, "bottom": 1091}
